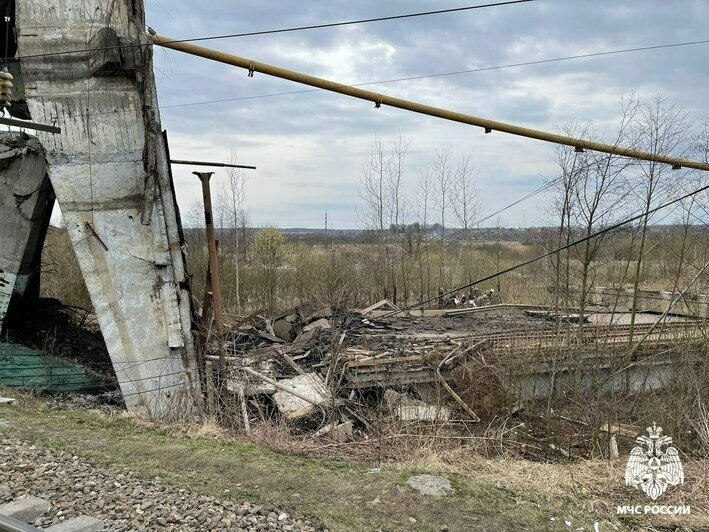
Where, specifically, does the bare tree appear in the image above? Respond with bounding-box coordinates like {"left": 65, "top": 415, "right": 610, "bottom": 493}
{"left": 358, "top": 136, "right": 397, "bottom": 302}
{"left": 416, "top": 169, "right": 433, "bottom": 233}
{"left": 386, "top": 135, "right": 410, "bottom": 232}
{"left": 432, "top": 146, "right": 453, "bottom": 287}
{"left": 416, "top": 169, "right": 434, "bottom": 300}
{"left": 432, "top": 146, "right": 453, "bottom": 237}
{"left": 574, "top": 99, "right": 639, "bottom": 327}
{"left": 451, "top": 155, "right": 481, "bottom": 238}
{"left": 627, "top": 96, "right": 692, "bottom": 341}
{"left": 249, "top": 228, "right": 290, "bottom": 315}
{"left": 549, "top": 122, "right": 582, "bottom": 310}
{"left": 217, "top": 149, "right": 247, "bottom": 315}
{"left": 693, "top": 117, "right": 709, "bottom": 165}
{"left": 385, "top": 135, "right": 411, "bottom": 303}
{"left": 358, "top": 136, "right": 389, "bottom": 232}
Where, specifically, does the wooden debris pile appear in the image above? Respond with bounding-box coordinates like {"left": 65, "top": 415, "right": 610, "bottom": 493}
{"left": 203, "top": 304, "right": 488, "bottom": 439}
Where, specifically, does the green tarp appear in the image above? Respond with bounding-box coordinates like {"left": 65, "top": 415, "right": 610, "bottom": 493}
{"left": 0, "top": 342, "right": 111, "bottom": 394}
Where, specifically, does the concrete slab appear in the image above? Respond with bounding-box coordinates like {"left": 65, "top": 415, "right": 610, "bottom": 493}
{"left": 384, "top": 390, "right": 450, "bottom": 422}
{"left": 303, "top": 318, "right": 331, "bottom": 332}
{"left": 0, "top": 495, "right": 51, "bottom": 522}
{"left": 0, "top": 134, "right": 52, "bottom": 329}
{"left": 273, "top": 373, "right": 331, "bottom": 420}
{"left": 46, "top": 515, "right": 103, "bottom": 532}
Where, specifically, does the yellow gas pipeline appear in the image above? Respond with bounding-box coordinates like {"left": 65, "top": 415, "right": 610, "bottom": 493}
{"left": 150, "top": 33, "right": 709, "bottom": 172}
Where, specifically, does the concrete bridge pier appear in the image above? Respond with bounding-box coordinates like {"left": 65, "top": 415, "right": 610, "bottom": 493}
{"left": 1, "top": 0, "right": 203, "bottom": 417}
{"left": 0, "top": 134, "right": 54, "bottom": 328}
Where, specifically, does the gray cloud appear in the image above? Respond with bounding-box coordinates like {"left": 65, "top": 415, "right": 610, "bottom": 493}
{"left": 148, "top": 0, "right": 708, "bottom": 228}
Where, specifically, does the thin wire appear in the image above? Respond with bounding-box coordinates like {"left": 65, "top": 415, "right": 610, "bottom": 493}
{"left": 121, "top": 377, "right": 200, "bottom": 398}
{"left": 16, "top": 1, "right": 533, "bottom": 61}
{"left": 380, "top": 182, "right": 709, "bottom": 318}
{"left": 154, "top": 1, "right": 534, "bottom": 44}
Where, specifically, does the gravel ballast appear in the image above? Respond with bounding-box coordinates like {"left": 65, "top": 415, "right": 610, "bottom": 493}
{"left": 0, "top": 437, "right": 322, "bottom": 531}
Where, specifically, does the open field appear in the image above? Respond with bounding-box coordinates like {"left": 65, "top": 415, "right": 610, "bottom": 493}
{"left": 39, "top": 224, "right": 709, "bottom": 318}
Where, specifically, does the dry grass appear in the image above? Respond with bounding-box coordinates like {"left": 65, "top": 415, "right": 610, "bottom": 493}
{"left": 99, "top": 411, "right": 709, "bottom": 530}
{"left": 40, "top": 226, "right": 709, "bottom": 317}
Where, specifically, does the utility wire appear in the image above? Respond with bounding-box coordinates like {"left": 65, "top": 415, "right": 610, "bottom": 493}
{"left": 16, "top": 1, "right": 533, "bottom": 61}
{"left": 121, "top": 377, "right": 201, "bottom": 398}
{"left": 380, "top": 181, "right": 709, "bottom": 318}
{"left": 151, "top": 1, "right": 534, "bottom": 44}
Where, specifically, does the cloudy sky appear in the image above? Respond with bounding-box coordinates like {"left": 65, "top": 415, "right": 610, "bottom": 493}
{"left": 146, "top": 0, "right": 708, "bottom": 229}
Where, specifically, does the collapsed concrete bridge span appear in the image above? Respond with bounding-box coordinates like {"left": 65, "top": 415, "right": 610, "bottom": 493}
{"left": 0, "top": 0, "right": 201, "bottom": 415}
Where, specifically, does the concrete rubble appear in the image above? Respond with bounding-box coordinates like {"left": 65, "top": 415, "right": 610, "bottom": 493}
{"left": 205, "top": 304, "right": 491, "bottom": 441}
{"left": 196, "top": 302, "right": 708, "bottom": 455}
{"left": 384, "top": 390, "right": 451, "bottom": 422}
{"left": 272, "top": 373, "right": 332, "bottom": 420}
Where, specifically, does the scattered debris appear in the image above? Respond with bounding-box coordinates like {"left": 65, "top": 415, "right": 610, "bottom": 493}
{"left": 314, "top": 421, "right": 353, "bottom": 443}
{"left": 525, "top": 310, "right": 589, "bottom": 323}
{"left": 200, "top": 304, "right": 493, "bottom": 440}
{"left": 0, "top": 397, "right": 16, "bottom": 405}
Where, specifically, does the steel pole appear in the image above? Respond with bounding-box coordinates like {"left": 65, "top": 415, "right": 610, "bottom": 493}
{"left": 151, "top": 33, "right": 709, "bottom": 172}
{"left": 194, "top": 172, "right": 227, "bottom": 380}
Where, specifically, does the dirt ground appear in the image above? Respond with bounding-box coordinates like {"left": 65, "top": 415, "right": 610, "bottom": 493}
{"left": 1, "top": 395, "right": 707, "bottom": 531}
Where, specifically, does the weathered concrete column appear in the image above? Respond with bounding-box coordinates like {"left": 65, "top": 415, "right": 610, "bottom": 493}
{"left": 0, "top": 133, "right": 54, "bottom": 329}
{"left": 14, "top": 0, "right": 201, "bottom": 416}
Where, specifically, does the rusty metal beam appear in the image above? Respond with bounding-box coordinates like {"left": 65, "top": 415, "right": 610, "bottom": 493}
{"left": 171, "top": 159, "right": 256, "bottom": 169}
{"left": 0, "top": 117, "right": 60, "bottom": 134}
{"left": 150, "top": 33, "right": 709, "bottom": 172}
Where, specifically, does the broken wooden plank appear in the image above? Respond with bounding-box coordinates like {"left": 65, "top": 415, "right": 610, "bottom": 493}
{"left": 599, "top": 422, "right": 641, "bottom": 438}
{"left": 275, "top": 347, "right": 306, "bottom": 375}
{"left": 360, "top": 299, "right": 400, "bottom": 315}
{"left": 345, "top": 355, "right": 423, "bottom": 368}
